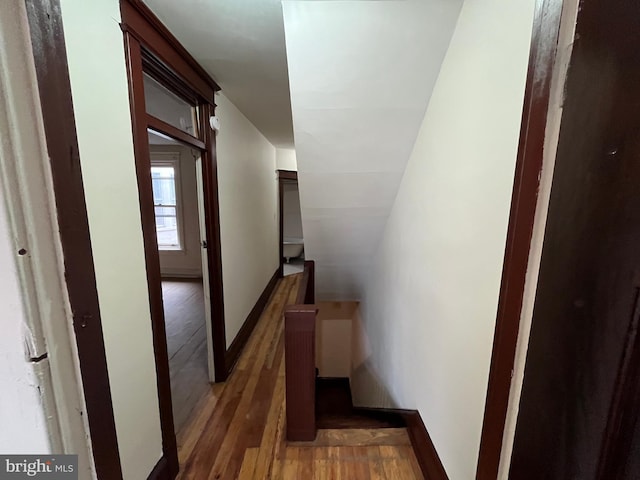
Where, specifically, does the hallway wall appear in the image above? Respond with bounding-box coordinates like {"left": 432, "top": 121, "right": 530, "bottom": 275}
{"left": 216, "top": 93, "right": 279, "bottom": 348}
{"left": 358, "top": 0, "right": 536, "bottom": 478}
{"left": 283, "top": 182, "right": 303, "bottom": 240}
{"left": 60, "top": 1, "right": 162, "bottom": 478}
{"left": 276, "top": 148, "right": 297, "bottom": 171}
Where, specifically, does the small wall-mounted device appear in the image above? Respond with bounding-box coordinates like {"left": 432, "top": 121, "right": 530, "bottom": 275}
{"left": 209, "top": 115, "right": 220, "bottom": 134}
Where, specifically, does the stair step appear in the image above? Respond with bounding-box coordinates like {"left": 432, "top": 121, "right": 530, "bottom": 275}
{"left": 316, "top": 377, "right": 406, "bottom": 429}
{"left": 289, "top": 428, "right": 411, "bottom": 447}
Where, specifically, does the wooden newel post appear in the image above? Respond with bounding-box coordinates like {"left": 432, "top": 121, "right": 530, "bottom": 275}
{"left": 285, "top": 304, "right": 318, "bottom": 441}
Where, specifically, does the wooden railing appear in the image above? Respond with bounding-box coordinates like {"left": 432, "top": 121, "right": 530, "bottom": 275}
{"left": 295, "top": 260, "right": 315, "bottom": 305}
{"left": 285, "top": 260, "right": 317, "bottom": 441}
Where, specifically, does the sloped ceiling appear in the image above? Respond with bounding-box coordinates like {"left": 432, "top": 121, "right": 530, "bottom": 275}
{"left": 283, "top": 1, "right": 463, "bottom": 300}
{"left": 144, "top": 0, "right": 294, "bottom": 147}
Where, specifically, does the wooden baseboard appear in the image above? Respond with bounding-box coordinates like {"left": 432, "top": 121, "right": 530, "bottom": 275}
{"left": 147, "top": 456, "right": 171, "bottom": 480}
{"left": 159, "top": 268, "right": 202, "bottom": 279}
{"left": 402, "top": 410, "right": 449, "bottom": 480}
{"left": 160, "top": 275, "right": 203, "bottom": 281}
{"left": 224, "top": 268, "right": 279, "bottom": 374}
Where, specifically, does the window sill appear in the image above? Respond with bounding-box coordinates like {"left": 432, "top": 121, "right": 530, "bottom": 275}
{"left": 159, "top": 248, "right": 185, "bottom": 255}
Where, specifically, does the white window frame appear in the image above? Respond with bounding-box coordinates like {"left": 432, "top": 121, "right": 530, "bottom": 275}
{"left": 150, "top": 152, "right": 185, "bottom": 253}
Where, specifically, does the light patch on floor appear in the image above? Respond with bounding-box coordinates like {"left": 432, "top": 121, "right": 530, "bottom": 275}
{"left": 284, "top": 258, "right": 304, "bottom": 276}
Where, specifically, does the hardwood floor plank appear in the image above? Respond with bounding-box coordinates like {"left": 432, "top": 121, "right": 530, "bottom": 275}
{"left": 253, "top": 371, "right": 285, "bottom": 479}
{"left": 180, "top": 367, "right": 252, "bottom": 477}
{"left": 282, "top": 447, "right": 299, "bottom": 480}
{"left": 397, "top": 457, "right": 421, "bottom": 480}
{"left": 296, "top": 447, "right": 315, "bottom": 479}
{"left": 368, "top": 447, "right": 387, "bottom": 480}
{"left": 206, "top": 369, "right": 263, "bottom": 480}
{"left": 162, "top": 279, "right": 210, "bottom": 434}
{"left": 237, "top": 447, "right": 259, "bottom": 480}
{"left": 402, "top": 446, "right": 425, "bottom": 480}
{"left": 352, "top": 446, "right": 372, "bottom": 480}
{"left": 313, "top": 460, "right": 329, "bottom": 480}
{"left": 177, "top": 382, "right": 224, "bottom": 462}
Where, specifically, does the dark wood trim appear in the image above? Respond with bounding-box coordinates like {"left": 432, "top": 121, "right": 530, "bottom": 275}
{"left": 295, "top": 260, "right": 315, "bottom": 305}
{"left": 147, "top": 456, "right": 170, "bottom": 480}
{"left": 277, "top": 169, "right": 298, "bottom": 278}
{"left": 142, "top": 49, "right": 200, "bottom": 107}
{"left": 122, "top": 1, "right": 228, "bottom": 473}
{"left": 224, "top": 268, "right": 280, "bottom": 374}
{"left": 147, "top": 114, "right": 206, "bottom": 150}
{"left": 403, "top": 411, "right": 449, "bottom": 480}
{"left": 475, "top": 0, "right": 564, "bottom": 478}
{"left": 24, "top": 0, "right": 123, "bottom": 477}
{"left": 122, "top": 33, "right": 179, "bottom": 477}
{"left": 596, "top": 288, "right": 640, "bottom": 478}
{"left": 278, "top": 170, "right": 298, "bottom": 181}
{"left": 278, "top": 176, "right": 284, "bottom": 278}
{"left": 199, "top": 101, "right": 228, "bottom": 383}
{"left": 120, "top": 0, "right": 219, "bottom": 102}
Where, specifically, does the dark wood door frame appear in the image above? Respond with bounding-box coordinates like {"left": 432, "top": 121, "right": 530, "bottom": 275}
{"left": 24, "top": 0, "right": 123, "bottom": 478}
{"left": 278, "top": 170, "right": 299, "bottom": 278}
{"left": 475, "top": 0, "right": 564, "bottom": 478}
{"left": 121, "top": 0, "right": 227, "bottom": 477}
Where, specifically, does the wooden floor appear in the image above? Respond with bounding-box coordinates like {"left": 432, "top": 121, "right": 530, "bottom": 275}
{"left": 177, "top": 274, "right": 424, "bottom": 479}
{"left": 162, "top": 279, "right": 209, "bottom": 434}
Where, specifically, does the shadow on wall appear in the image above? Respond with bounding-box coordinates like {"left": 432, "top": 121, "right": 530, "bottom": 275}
{"left": 315, "top": 301, "right": 396, "bottom": 409}
{"left": 350, "top": 304, "right": 396, "bottom": 409}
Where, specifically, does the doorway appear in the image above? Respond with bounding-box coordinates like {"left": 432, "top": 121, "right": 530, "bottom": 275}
{"left": 121, "top": 2, "right": 227, "bottom": 473}
{"left": 147, "top": 130, "right": 213, "bottom": 434}
{"left": 278, "top": 170, "right": 304, "bottom": 277}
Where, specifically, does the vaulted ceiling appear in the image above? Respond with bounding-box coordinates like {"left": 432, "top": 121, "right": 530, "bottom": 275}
{"left": 145, "top": 0, "right": 463, "bottom": 300}
{"left": 283, "top": 1, "right": 463, "bottom": 299}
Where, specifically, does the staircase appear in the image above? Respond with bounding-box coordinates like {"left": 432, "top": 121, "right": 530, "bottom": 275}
{"left": 316, "top": 377, "right": 404, "bottom": 430}
{"left": 284, "top": 263, "right": 439, "bottom": 479}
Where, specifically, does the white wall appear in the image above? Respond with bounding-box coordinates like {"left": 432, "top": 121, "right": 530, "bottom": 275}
{"left": 151, "top": 145, "right": 203, "bottom": 278}
{"left": 283, "top": 183, "right": 303, "bottom": 240}
{"left": 60, "top": 1, "right": 163, "bottom": 478}
{"left": 276, "top": 148, "right": 297, "bottom": 171}
{"left": 315, "top": 302, "right": 356, "bottom": 378}
{"left": 216, "top": 93, "right": 278, "bottom": 347}
{"left": 358, "top": 0, "right": 535, "bottom": 478}
{"left": 0, "top": 185, "right": 51, "bottom": 455}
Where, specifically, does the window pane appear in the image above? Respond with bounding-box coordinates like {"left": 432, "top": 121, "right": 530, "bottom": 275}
{"left": 156, "top": 220, "right": 179, "bottom": 248}
{"left": 151, "top": 167, "right": 177, "bottom": 205}
{"left": 151, "top": 165, "right": 180, "bottom": 249}
{"left": 144, "top": 73, "right": 198, "bottom": 137}
{"left": 154, "top": 205, "right": 176, "bottom": 217}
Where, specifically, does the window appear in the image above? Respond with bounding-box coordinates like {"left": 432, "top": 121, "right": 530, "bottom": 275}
{"left": 144, "top": 73, "right": 199, "bottom": 137}
{"left": 151, "top": 158, "right": 182, "bottom": 250}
